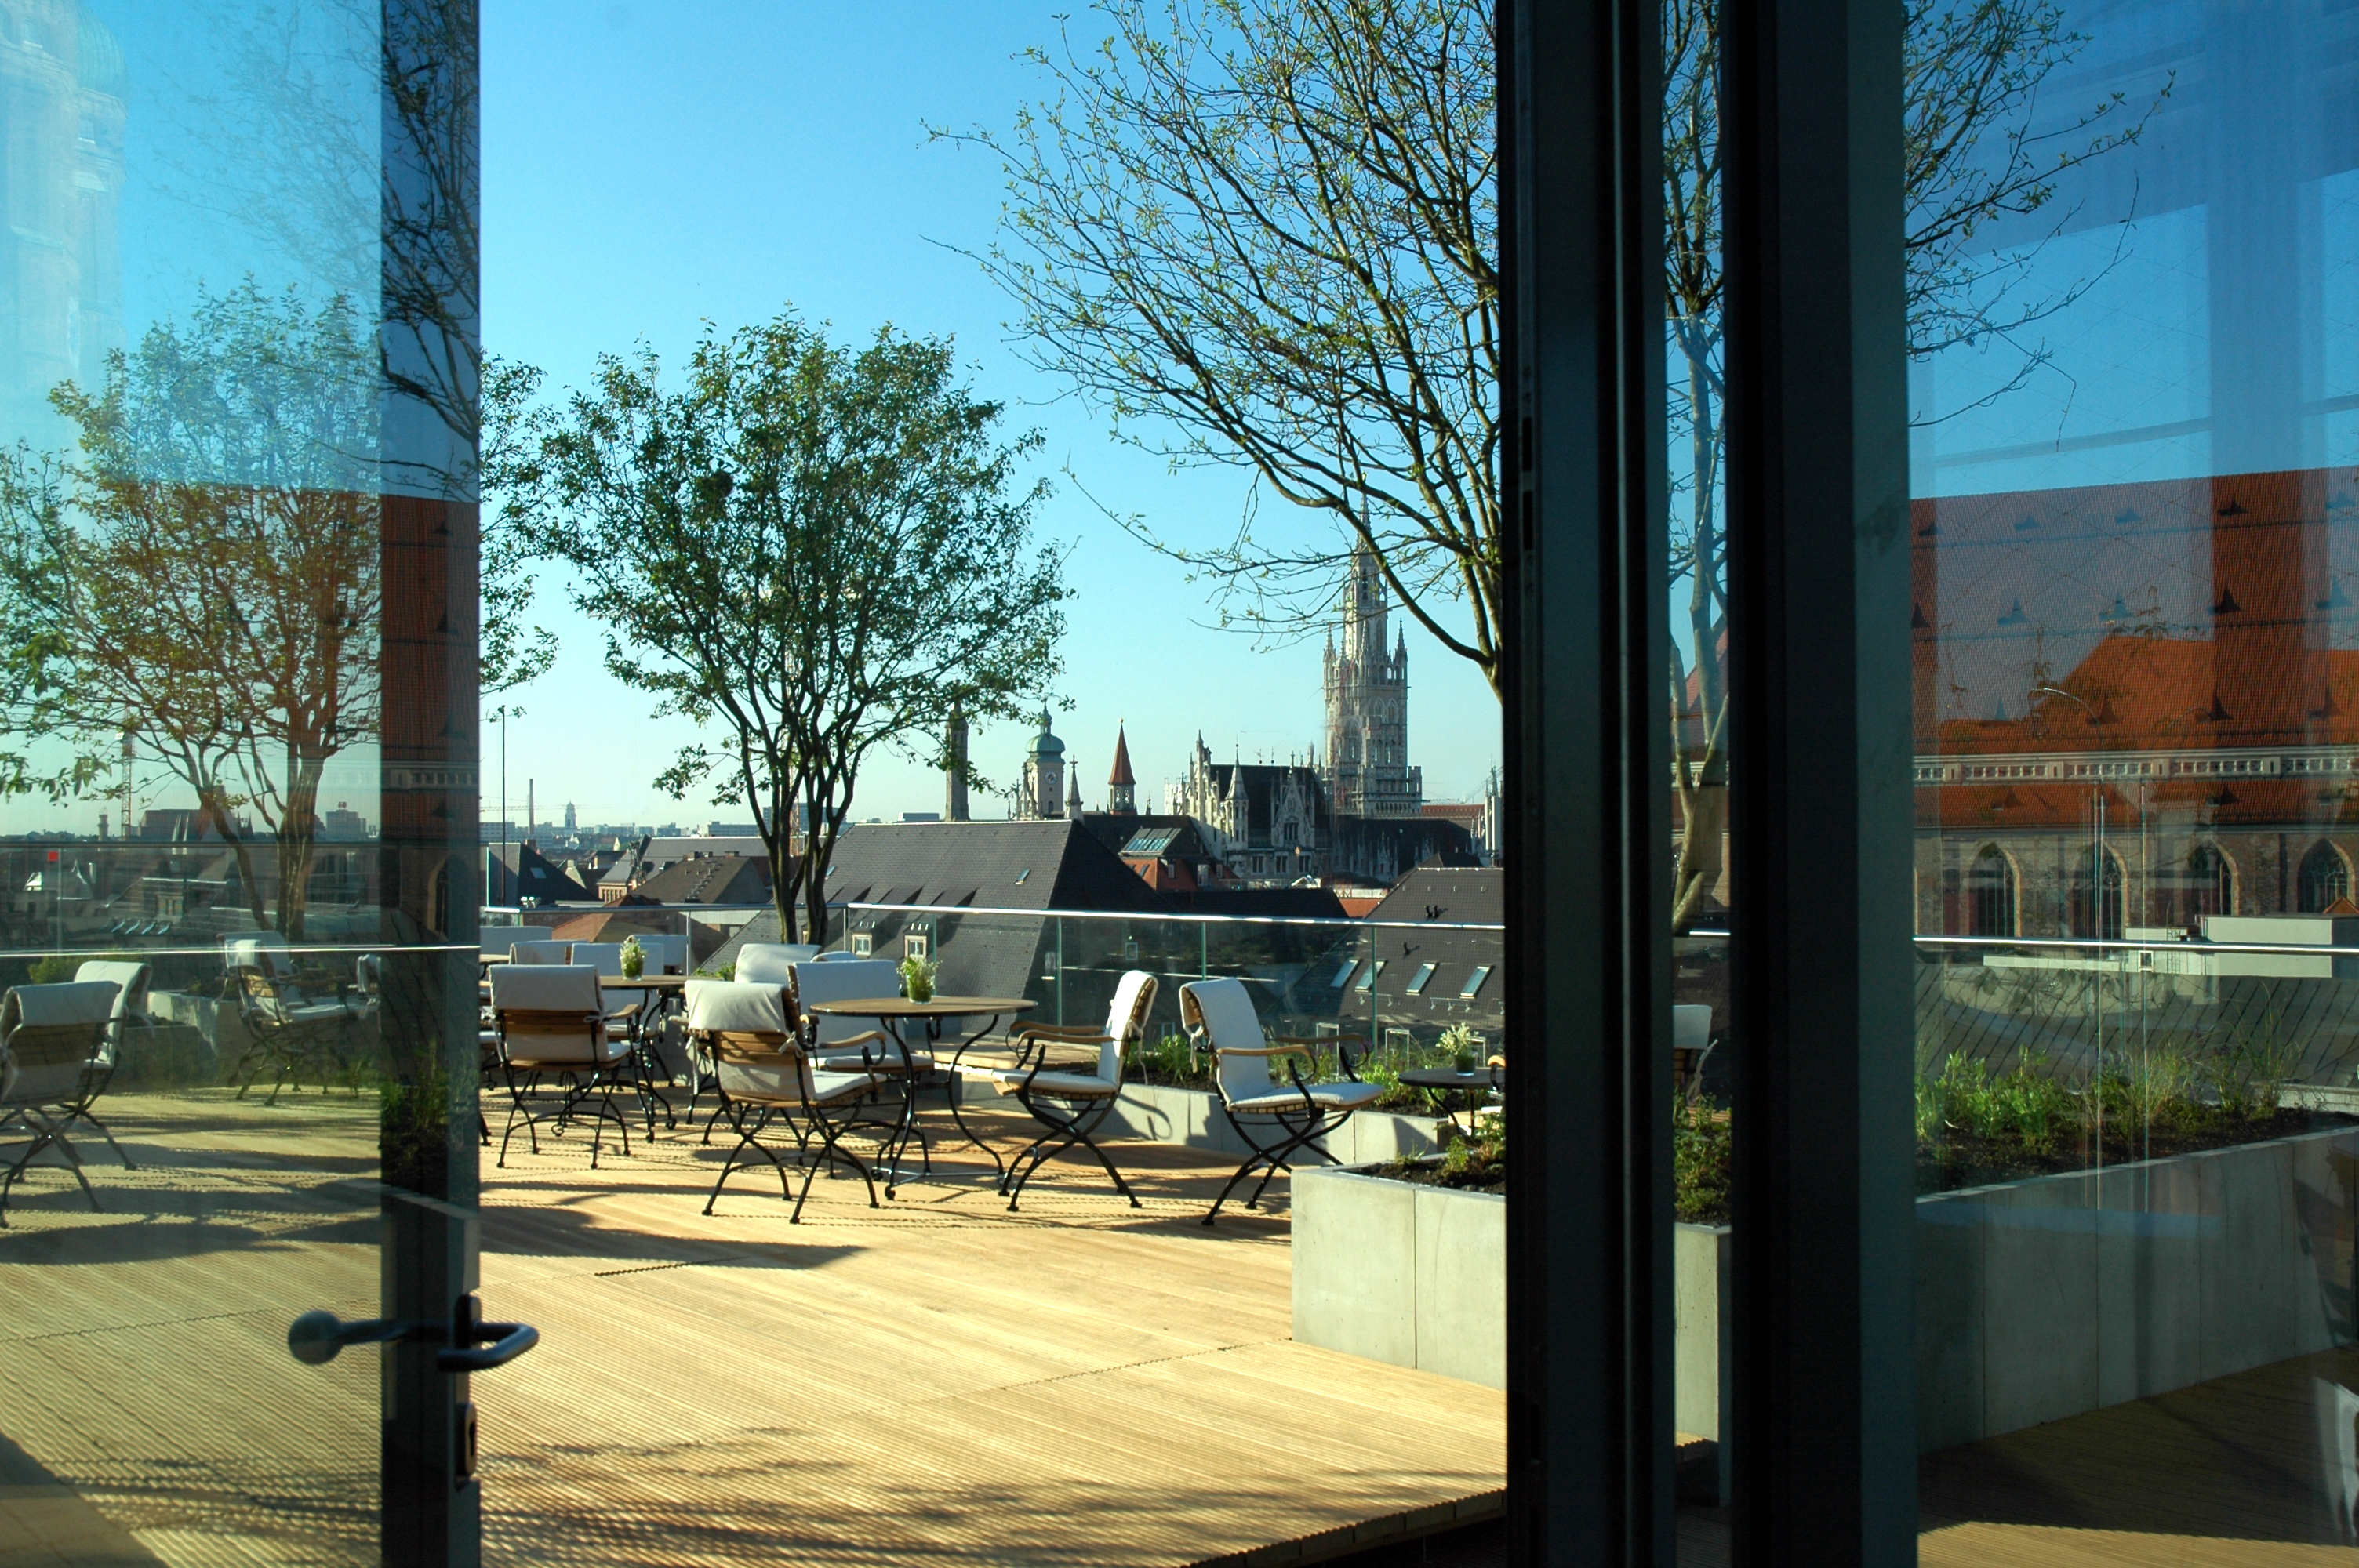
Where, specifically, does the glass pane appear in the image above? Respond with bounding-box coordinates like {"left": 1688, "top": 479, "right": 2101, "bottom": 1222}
{"left": 0, "top": 4, "right": 478, "bottom": 1563}
{"left": 1910, "top": 0, "right": 2358, "bottom": 1555}
{"left": 1666, "top": 0, "right": 1736, "bottom": 1538}
{"left": 467, "top": 0, "right": 1507, "bottom": 1555}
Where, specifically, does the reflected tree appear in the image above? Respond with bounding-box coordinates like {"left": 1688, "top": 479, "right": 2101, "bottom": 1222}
{"left": 1663, "top": 0, "right": 2165, "bottom": 930}
{"left": 0, "top": 282, "right": 381, "bottom": 939}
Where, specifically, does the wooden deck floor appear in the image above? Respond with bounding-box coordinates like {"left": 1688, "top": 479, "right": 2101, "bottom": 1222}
{"left": 0, "top": 1088, "right": 1503, "bottom": 1567}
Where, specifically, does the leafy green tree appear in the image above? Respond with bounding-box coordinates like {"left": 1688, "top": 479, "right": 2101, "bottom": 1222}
{"left": 510, "top": 310, "right": 1067, "bottom": 942}
{"left": 0, "top": 281, "right": 381, "bottom": 938}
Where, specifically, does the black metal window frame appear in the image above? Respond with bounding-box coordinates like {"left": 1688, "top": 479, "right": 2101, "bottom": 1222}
{"left": 1500, "top": 1, "right": 1914, "bottom": 1563}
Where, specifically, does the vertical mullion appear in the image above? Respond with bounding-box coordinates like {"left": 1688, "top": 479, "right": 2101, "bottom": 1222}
{"left": 1721, "top": 0, "right": 1914, "bottom": 1564}
{"left": 1501, "top": 0, "right": 1670, "bottom": 1562}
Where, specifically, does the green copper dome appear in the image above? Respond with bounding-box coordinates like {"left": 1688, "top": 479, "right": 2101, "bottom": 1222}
{"left": 78, "top": 8, "right": 125, "bottom": 100}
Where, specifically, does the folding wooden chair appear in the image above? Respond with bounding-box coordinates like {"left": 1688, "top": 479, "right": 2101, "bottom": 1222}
{"left": 686, "top": 979, "right": 889, "bottom": 1223}
{"left": 968, "top": 970, "right": 1157, "bottom": 1210}
{"left": 1180, "top": 978, "right": 1378, "bottom": 1225}
{"left": 0, "top": 981, "right": 119, "bottom": 1221}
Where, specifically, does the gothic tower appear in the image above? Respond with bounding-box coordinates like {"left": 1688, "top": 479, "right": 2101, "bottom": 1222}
{"left": 1107, "top": 723, "right": 1137, "bottom": 814}
{"left": 1321, "top": 549, "right": 1423, "bottom": 817}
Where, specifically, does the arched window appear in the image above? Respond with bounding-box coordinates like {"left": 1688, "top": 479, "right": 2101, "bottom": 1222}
{"left": 2070, "top": 844, "right": 2126, "bottom": 940}
{"left": 1965, "top": 845, "right": 2016, "bottom": 937}
{"left": 2170, "top": 842, "right": 2235, "bottom": 927}
{"left": 2299, "top": 841, "right": 2351, "bottom": 913}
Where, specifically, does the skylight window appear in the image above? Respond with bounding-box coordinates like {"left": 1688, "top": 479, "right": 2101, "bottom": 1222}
{"left": 1460, "top": 964, "right": 1492, "bottom": 998}
{"left": 1330, "top": 958, "right": 1359, "bottom": 988}
{"left": 1015, "top": 868, "right": 1030, "bottom": 884}
{"left": 1354, "top": 959, "right": 1387, "bottom": 992}
{"left": 1405, "top": 963, "right": 1437, "bottom": 996}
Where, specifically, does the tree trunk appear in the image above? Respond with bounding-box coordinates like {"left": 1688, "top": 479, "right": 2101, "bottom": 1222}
{"left": 198, "top": 780, "right": 273, "bottom": 935}
{"left": 276, "top": 753, "right": 326, "bottom": 942}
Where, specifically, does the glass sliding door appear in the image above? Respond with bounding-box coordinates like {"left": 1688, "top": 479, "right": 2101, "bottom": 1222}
{"left": 1910, "top": 0, "right": 2359, "bottom": 1555}
{"left": 0, "top": 3, "right": 487, "bottom": 1563}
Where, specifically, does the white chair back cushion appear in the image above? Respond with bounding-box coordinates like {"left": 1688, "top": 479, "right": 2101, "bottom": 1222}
{"left": 569, "top": 942, "right": 626, "bottom": 976}
{"left": 1182, "top": 978, "right": 1279, "bottom": 1105}
{"left": 685, "top": 978, "right": 791, "bottom": 1036}
{"left": 638, "top": 934, "right": 690, "bottom": 975}
{"left": 1096, "top": 971, "right": 1158, "bottom": 1080}
{"left": 1674, "top": 1004, "right": 1712, "bottom": 1053}
{"left": 225, "top": 933, "right": 295, "bottom": 978}
{"left": 790, "top": 959, "right": 907, "bottom": 1046}
{"left": 734, "top": 943, "right": 816, "bottom": 987}
{"left": 75, "top": 960, "right": 149, "bottom": 1022}
{"left": 74, "top": 960, "right": 148, "bottom": 1067}
{"left": 690, "top": 980, "right": 809, "bottom": 1098}
{"left": 489, "top": 965, "right": 605, "bottom": 1063}
{"left": 2, "top": 982, "right": 118, "bottom": 1102}
{"left": 508, "top": 939, "right": 570, "bottom": 965}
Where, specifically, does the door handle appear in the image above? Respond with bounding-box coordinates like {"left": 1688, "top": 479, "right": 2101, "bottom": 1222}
{"left": 288, "top": 1294, "right": 538, "bottom": 1374}
{"left": 436, "top": 1295, "right": 539, "bottom": 1372}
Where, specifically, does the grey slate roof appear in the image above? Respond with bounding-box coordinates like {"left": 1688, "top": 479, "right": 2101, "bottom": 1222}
{"left": 1350, "top": 867, "right": 1507, "bottom": 1033}
{"left": 484, "top": 843, "right": 595, "bottom": 905}
{"left": 710, "top": 821, "right": 1172, "bottom": 1004}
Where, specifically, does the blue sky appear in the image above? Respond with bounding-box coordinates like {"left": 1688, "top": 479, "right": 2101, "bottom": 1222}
{"left": 478, "top": 0, "right": 1504, "bottom": 831}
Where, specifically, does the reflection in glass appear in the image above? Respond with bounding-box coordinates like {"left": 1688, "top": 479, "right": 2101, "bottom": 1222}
{"left": 0, "top": 3, "right": 476, "bottom": 1562}
{"left": 1909, "top": 0, "right": 2359, "bottom": 1555}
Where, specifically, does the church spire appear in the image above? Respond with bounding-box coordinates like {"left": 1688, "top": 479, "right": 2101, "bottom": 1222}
{"left": 1107, "top": 723, "right": 1137, "bottom": 814}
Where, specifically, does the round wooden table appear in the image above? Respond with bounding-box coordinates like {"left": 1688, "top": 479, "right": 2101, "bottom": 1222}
{"left": 803, "top": 996, "right": 1037, "bottom": 1192}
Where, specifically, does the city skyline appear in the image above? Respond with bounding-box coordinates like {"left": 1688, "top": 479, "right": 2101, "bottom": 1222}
{"left": 474, "top": 2, "right": 1504, "bottom": 833}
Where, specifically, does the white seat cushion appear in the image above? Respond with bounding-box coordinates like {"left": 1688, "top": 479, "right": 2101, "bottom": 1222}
{"left": 1225, "top": 1089, "right": 1316, "bottom": 1115}
{"left": 1225, "top": 1082, "right": 1379, "bottom": 1113}
{"left": 807, "top": 1069, "right": 880, "bottom": 1105}
{"left": 984, "top": 1069, "right": 1118, "bottom": 1099}
{"left": 816, "top": 1044, "right": 932, "bottom": 1073}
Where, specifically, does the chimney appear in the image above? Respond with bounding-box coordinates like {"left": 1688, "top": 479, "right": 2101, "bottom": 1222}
{"left": 945, "top": 701, "right": 971, "bottom": 822}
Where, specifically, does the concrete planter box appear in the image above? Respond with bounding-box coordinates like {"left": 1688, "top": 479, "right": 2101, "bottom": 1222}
{"left": 1294, "top": 1123, "right": 2359, "bottom": 1482}
{"left": 953, "top": 1077, "right": 1443, "bottom": 1165}
{"left": 1917, "top": 1121, "right": 2359, "bottom": 1450}
{"left": 1292, "top": 1164, "right": 1504, "bottom": 1389}
{"left": 150, "top": 990, "right": 244, "bottom": 1068}
{"left": 1102, "top": 1082, "right": 1443, "bottom": 1165}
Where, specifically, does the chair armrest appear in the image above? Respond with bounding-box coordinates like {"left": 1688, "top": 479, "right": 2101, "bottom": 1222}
{"left": 809, "top": 1028, "right": 898, "bottom": 1069}
{"left": 1213, "top": 1044, "right": 1310, "bottom": 1058}
{"left": 1012, "top": 1023, "right": 1109, "bottom": 1043}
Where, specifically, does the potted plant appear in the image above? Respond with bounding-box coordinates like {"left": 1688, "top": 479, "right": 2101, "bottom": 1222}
{"left": 900, "top": 952, "right": 937, "bottom": 1002}
{"left": 1438, "top": 1022, "right": 1481, "bottom": 1074}
{"left": 620, "top": 935, "right": 645, "bottom": 980}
